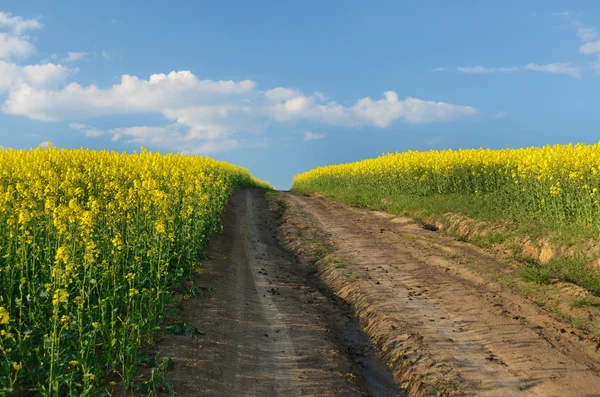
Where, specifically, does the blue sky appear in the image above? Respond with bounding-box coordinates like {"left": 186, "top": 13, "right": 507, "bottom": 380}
{"left": 1, "top": 1, "right": 600, "bottom": 188}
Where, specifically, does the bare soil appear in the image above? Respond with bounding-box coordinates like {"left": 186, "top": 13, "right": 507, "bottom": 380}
{"left": 279, "top": 192, "right": 600, "bottom": 397}
{"left": 120, "top": 188, "right": 400, "bottom": 396}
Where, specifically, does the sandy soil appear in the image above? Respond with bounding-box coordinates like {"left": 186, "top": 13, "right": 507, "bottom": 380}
{"left": 121, "top": 188, "right": 400, "bottom": 396}
{"left": 278, "top": 192, "right": 600, "bottom": 397}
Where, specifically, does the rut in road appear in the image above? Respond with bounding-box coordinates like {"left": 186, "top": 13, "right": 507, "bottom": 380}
{"left": 280, "top": 192, "right": 600, "bottom": 397}
{"left": 139, "top": 188, "right": 400, "bottom": 397}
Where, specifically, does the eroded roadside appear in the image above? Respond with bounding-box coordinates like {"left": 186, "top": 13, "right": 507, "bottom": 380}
{"left": 120, "top": 188, "right": 400, "bottom": 396}
{"left": 277, "top": 191, "right": 600, "bottom": 397}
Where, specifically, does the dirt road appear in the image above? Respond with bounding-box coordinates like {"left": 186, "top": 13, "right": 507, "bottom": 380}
{"left": 280, "top": 192, "right": 600, "bottom": 397}
{"left": 137, "top": 188, "right": 600, "bottom": 397}
{"left": 146, "top": 188, "right": 399, "bottom": 396}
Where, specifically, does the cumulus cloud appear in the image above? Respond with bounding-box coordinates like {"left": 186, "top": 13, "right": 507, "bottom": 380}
{"left": 263, "top": 89, "right": 476, "bottom": 127}
{"left": 0, "top": 32, "right": 36, "bottom": 59}
{"left": 68, "top": 122, "right": 240, "bottom": 153}
{"left": 580, "top": 41, "right": 600, "bottom": 54}
{"left": 4, "top": 70, "right": 477, "bottom": 137}
{"left": 303, "top": 131, "right": 326, "bottom": 141}
{"left": 0, "top": 12, "right": 43, "bottom": 60}
{"left": 108, "top": 125, "right": 242, "bottom": 153}
{"left": 3, "top": 71, "right": 257, "bottom": 121}
{"left": 0, "top": 61, "right": 74, "bottom": 93}
{"left": 524, "top": 62, "right": 580, "bottom": 78}
{"left": 0, "top": 12, "right": 478, "bottom": 154}
{"left": 0, "top": 12, "right": 43, "bottom": 35}
{"left": 351, "top": 92, "right": 477, "bottom": 126}
{"left": 457, "top": 66, "right": 519, "bottom": 74}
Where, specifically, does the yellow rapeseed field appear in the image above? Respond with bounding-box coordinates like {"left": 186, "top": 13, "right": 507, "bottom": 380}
{"left": 293, "top": 143, "right": 600, "bottom": 227}
{"left": 0, "top": 147, "right": 268, "bottom": 395}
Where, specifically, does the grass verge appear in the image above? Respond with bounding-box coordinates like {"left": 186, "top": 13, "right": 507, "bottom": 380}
{"left": 294, "top": 187, "right": 600, "bottom": 297}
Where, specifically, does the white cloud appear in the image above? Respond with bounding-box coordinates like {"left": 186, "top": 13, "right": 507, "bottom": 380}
{"left": 0, "top": 32, "right": 36, "bottom": 59}
{"left": 4, "top": 70, "right": 478, "bottom": 131}
{"left": 3, "top": 71, "right": 257, "bottom": 121}
{"left": 303, "top": 131, "right": 326, "bottom": 141}
{"left": 0, "top": 12, "right": 43, "bottom": 60}
{"left": 54, "top": 86, "right": 474, "bottom": 152}
{"left": 162, "top": 105, "right": 259, "bottom": 141}
{"left": 351, "top": 92, "right": 477, "bottom": 126}
{"left": 492, "top": 111, "right": 507, "bottom": 119}
{"left": 70, "top": 122, "right": 241, "bottom": 153}
{"left": 2, "top": 72, "right": 478, "bottom": 153}
{"left": 0, "top": 11, "right": 480, "bottom": 154}
{"left": 38, "top": 140, "right": 53, "bottom": 148}
{"left": 431, "top": 67, "right": 447, "bottom": 72}
{"left": 0, "top": 12, "right": 43, "bottom": 35}
{"left": 106, "top": 125, "right": 243, "bottom": 153}
{"left": 21, "top": 63, "right": 74, "bottom": 87}
{"left": 265, "top": 89, "right": 477, "bottom": 127}
{"left": 457, "top": 66, "right": 519, "bottom": 74}
{"left": 64, "top": 52, "right": 95, "bottom": 62}
{"left": 264, "top": 87, "right": 301, "bottom": 102}
{"left": 524, "top": 62, "right": 580, "bottom": 78}
{"left": 0, "top": 18, "right": 477, "bottom": 156}
{"left": 0, "top": 61, "right": 73, "bottom": 93}
{"left": 580, "top": 41, "right": 600, "bottom": 54}
{"left": 110, "top": 125, "right": 182, "bottom": 145}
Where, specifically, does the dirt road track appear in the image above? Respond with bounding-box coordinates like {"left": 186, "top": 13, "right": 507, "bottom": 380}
{"left": 280, "top": 192, "right": 600, "bottom": 397}
{"left": 143, "top": 188, "right": 399, "bottom": 396}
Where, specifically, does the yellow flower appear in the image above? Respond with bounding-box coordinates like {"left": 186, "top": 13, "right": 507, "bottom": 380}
{"left": 0, "top": 147, "right": 269, "bottom": 386}
{"left": 155, "top": 221, "right": 166, "bottom": 235}
{"left": 52, "top": 289, "right": 69, "bottom": 306}
{"left": 0, "top": 306, "right": 9, "bottom": 325}
{"left": 54, "top": 246, "right": 69, "bottom": 265}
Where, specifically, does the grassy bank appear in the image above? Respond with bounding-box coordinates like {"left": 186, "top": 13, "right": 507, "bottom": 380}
{"left": 292, "top": 144, "right": 600, "bottom": 297}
